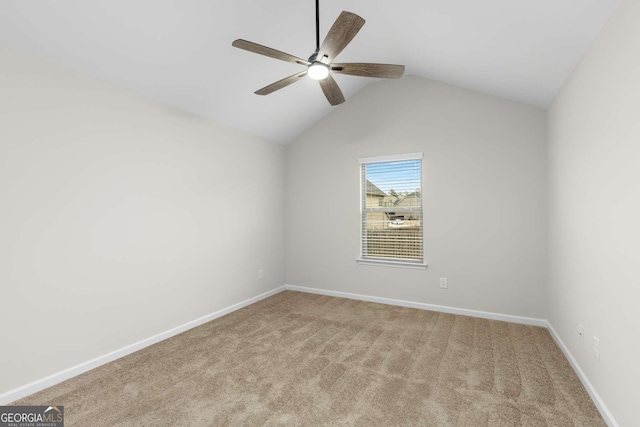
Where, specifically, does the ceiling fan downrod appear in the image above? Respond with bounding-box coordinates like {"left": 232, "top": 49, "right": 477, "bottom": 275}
{"left": 309, "top": 0, "right": 321, "bottom": 63}
{"left": 315, "top": 0, "right": 320, "bottom": 52}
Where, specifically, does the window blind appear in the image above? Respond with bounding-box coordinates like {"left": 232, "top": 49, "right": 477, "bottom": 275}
{"left": 359, "top": 153, "right": 423, "bottom": 265}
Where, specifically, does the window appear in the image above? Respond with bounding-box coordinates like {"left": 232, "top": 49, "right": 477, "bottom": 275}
{"left": 358, "top": 153, "right": 425, "bottom": 268}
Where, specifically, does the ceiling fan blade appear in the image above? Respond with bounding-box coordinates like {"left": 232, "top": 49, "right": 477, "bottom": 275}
{"left": 318, "top": 11, "right": 365, "bottom": 61}
{"left": 255, "top": 71, "right": 308, "bottom": 95}
{"left": 319, "top": 74, "right": 345, "bottom": 106}
{"left": 331, "top": 63, "right": 405, "bottom": 79}
{"left": 232, "top": 39, "right": 310, "bottom": 66}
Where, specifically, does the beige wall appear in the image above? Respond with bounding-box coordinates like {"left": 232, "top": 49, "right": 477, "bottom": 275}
{"left": 286, "top": 76, "right": 547, "bottom": 318}
{"left": 0, "top": 47, "right": 285, "bottom": 395}
{"left": 547, "top": 0, "right": 640, "bottom": 425}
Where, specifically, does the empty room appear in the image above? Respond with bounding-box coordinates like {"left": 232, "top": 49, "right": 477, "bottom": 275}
{"left": 1, "top": 0, "right": 638, "bottom": 426}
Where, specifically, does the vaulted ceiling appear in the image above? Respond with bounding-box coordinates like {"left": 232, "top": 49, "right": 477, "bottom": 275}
{"left": 0, "top": 0, "right": 620, "bottom": 144}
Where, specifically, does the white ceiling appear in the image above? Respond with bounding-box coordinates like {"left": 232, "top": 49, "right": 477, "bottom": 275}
{"left": 0, "top": 0, "right": 620, "bottom": 144}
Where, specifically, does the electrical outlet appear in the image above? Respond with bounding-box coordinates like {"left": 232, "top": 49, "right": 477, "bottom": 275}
{"left": 578, "top": 324, "right": 584, "bottom": 344}
{"left": 594, "top": 336, "right": 600, "bottom": 360}
{"left": 439, "top": 277, "right": 448, "bottom": 289}
{"left": 258, "top": 269, "right": 264, "bottom": 279}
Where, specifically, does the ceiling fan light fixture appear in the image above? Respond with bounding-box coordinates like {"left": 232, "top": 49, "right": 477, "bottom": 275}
{"left": 307, "top": 62, "right": 329, "bottom": 80}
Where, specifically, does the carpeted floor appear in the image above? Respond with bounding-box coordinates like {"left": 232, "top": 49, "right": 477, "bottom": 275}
{"left": 14, "top": 291, "right": 605, "bottom": 426}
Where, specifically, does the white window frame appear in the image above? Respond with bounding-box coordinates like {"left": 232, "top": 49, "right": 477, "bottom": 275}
{"left": 357, "top": 152, "right": 427, "bottom": 269}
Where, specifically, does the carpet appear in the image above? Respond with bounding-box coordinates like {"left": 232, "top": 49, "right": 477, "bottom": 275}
{"left": 13, "top": 290, "right": 606, "bottom": 426}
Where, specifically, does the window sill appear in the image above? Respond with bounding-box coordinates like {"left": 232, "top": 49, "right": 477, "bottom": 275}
{"left": 357, "top": 258, "right": 428, "bottom": 270}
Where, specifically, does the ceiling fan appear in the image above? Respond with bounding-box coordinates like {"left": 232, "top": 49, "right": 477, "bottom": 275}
{"left": 232, "top": 0, "right": 405, "bottom": 106}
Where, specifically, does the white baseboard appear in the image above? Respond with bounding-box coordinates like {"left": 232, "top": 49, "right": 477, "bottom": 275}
{"left": 0, "top": 285, "right": 286, "bottom": 405}
{"left": 284, "top": 284, "right": 547, "bottom": 327}
{"left": 546, "top": 322, "right": 619, "bottom": 427}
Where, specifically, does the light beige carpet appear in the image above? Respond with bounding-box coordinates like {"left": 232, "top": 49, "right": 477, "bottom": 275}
{"left": 14, "top": 291, "right": 605, "bottom": 426}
